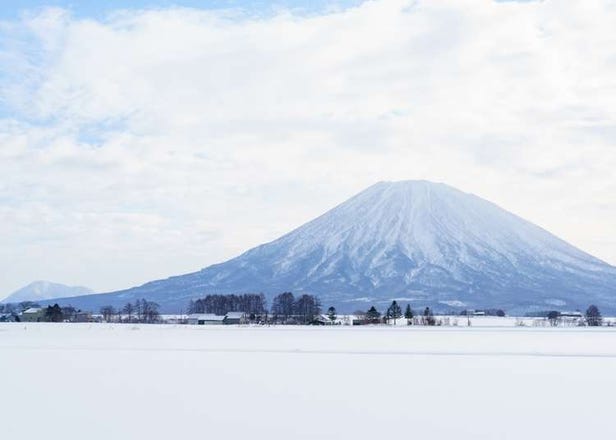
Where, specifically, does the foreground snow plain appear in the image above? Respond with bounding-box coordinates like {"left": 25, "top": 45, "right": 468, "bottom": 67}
{"left": 2, "top": 323, "right": 616, "bottom": 439}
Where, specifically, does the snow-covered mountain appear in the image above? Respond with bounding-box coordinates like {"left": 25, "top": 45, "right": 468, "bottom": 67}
{"left": 2, "top": 281, "right": 94, "bottom": 304}
{"left": 42, "top": 181, "right": 616, "bottom": 313}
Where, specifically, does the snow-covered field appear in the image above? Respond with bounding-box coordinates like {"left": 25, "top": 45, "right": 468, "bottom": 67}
{"left": 2, "top": 324, "right": 615, "bottom": 439}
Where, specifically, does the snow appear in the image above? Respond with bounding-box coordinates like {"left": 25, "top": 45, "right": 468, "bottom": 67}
{"left": 1, "top": 323, "right": 616, "bottom": 439}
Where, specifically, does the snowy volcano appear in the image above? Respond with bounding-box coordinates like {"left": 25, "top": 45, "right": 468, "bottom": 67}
{"left": 43, "top": 181, "right": 616, "bottom": 313}
{"left": 2, "top": 281, "right": 94, "bottom": 304}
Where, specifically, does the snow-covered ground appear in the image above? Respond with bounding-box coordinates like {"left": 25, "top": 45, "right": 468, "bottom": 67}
{"left": 2, "top": 323, "right": 615, "bottom": 439}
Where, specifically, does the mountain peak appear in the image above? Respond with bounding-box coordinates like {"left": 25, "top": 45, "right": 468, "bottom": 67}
{"left": 366, "top": 179, "right": 452, "bottom": 195}
{"left": 2, "top": 281, "right": 94, "bottom": 304}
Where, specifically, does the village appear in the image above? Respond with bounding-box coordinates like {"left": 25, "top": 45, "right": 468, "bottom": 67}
{"left": 1, "top": 298, "right": 610, "bottom": 328}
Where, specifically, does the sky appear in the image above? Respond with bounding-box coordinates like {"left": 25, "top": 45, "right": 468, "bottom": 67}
{"left": 1, "top": 0, "right": 615, "bottom": 298}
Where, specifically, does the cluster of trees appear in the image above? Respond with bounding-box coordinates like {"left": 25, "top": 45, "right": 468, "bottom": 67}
{"left": 188, "top": 294, "right": 267, "bottom": 317}
{"left": 586, "top": 305, "right": 602, "bottom": 326}
{"left": 357, "top": 302, "right": 438, "bottom": 325}
{"left": 271, "top": 292, "right": 322, "bottom": 324}
{"left": 545, "top": 305, "right": 603, "bottom": 327}
{"left": 44, "top": 304, "right": 65, "bottom": 322}
{"left": 186, "top": 292, "right": 324, "bottom": 324}
{"left": 100, "top": 299, "right": 160, "bottom": 323}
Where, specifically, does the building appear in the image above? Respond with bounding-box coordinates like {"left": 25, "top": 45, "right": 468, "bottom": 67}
{"left": 224, "top": 312, "right": 247, "bottom": 325}
{"left": 160, "top": 314, "right": 188, "bottom": 324}
{"left": 187, "top": 313, "right": 226, "bottom": 325}
{"left": 311, "top": 315, "right": 331, "bottom": 325}
{"left": 187, "top": 312, "right": 249, "bottom": 325}
{"left": 72, "top": 311, "right": 94, "bottom": 323}
{"left": 20, "top": 307, "right": 45, "bottom": 322}
{"left": 560, "top": 311, "right": 583, "bottom": 318}
{"left": 0, "top": 313, "right": 18, "bottom": 322}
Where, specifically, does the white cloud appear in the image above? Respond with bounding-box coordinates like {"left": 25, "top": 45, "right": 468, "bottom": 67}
{"left": 1, "top": 0, "right": 615, "bottom": 296}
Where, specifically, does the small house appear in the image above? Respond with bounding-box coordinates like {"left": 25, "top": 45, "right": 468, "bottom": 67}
{"left": 187, "top": 313, "right": 226, "bottom": 325}
{"left": 161, "top": 314, "right": 188, "bottom": 324}
{"left": 73, "top": 312, "right": 93, "bottom": 323}
{"left": 311, "top": 315, "right": 331, "bottom": 325}
{"left": 20, "top": 307, "right": 45, "bottom": 322}
{"left": 224, "top": 312, "right": 247, "bottom": 325}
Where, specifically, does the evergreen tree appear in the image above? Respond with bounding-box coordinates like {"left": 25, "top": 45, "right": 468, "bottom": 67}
{"left": 423, "top": 307, "right": 436, "bottom": 326}
{"left": 366, "top": 306, "right": 381, "bottom": 324}
{"left": 585, "top": 305, "right": 602, "bottom": 326}
{"left": 386, "top": 300, "right": 402, "bottom": 325}
{"left": 45, "top": 304, "right": 64, "bottom": 322}
{"left": 327, "top": 306, "right": 337, "bottom": 323}
{"left": 404, "top": 304, "right": 414, "bottom": 322}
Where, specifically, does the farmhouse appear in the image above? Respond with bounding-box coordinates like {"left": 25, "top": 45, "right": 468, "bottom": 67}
{"left": 224, "top": 312, "right": 247, "bottom": 325}
{"left": 20, "top": 307, "right": 45, "bottom": 322}
{"left": 186, "top": 312, "right": 250, "bottom": 325}
{"left": 187, "top": 314, "right": 226, "bottom": 325}
{"left": 73, "top": 311, "right": 94, "bottom": 323}
{"left": 311, "top": 315, "right": 331, "bottom": 325}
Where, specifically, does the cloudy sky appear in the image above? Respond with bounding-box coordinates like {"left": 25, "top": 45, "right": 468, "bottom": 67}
{"left": 1, "top": 0, "right": 615, "bottom": 298}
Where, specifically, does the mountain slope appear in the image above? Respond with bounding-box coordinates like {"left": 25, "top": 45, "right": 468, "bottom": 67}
{"left": 42, "top": 181, "right": 616, "bottom": 313}
{"left": 2, "top": 281, "right": 94, "bottom": 304}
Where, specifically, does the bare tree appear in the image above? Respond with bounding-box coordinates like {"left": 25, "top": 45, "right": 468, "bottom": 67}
{"left": 547, "top": 311, "right": 561, "bottom": 327}
{"left": 122, "top": 302, "right": 135, "bottom": 322}
{"left": 100, "top": 306, "right": 115, "bottom": 322}
{"left": 294, "top": 294, "right": 321, "bottom": 324}
{"left": 271, "top": 292, "right": 295, "bottom": 322}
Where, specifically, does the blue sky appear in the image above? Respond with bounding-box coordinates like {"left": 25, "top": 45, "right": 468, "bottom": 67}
{"left": 0, "top": 0, "right": 364, "bottom": 19}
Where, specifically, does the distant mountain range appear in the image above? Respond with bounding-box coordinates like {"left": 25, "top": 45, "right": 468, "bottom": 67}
{"left": 2, "top": 281, "right": 94, "bottom": 304}
{"left": 38, "top": 181, "right": 616, "bottom": 313}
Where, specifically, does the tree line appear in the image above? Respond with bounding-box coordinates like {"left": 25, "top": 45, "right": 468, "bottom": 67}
{"left": 100, "top": 299, "right": 160, "bottom": 323}
{"left": 188, "top": 294, "right": 267, "bottom": 317}
{"left": 270, "top": 292, "right": 322, "bottom": 324}
{"left": 355, "top": 301, "right": 436, "bottom": 325}
{"left": 1, "top": 297, "right": 608, "bottom": 327}
{"left": 187, "top": 292, "right": 324, "bottom": 324}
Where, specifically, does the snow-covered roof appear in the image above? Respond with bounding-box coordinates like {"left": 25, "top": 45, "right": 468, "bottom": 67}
{"left": 23, "top": 307, "right": 43, "bottom": 314}
{"left": 188, "top": 313, "right": 225, "bottom": 321}
{"left": 225, "top": 312, "right": 245, "bottom": 319}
